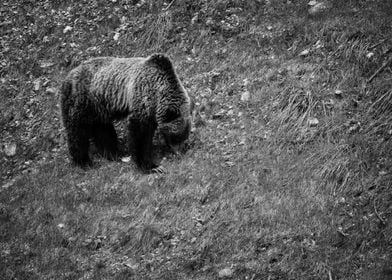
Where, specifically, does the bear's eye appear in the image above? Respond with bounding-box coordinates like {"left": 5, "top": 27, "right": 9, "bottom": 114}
{"left": 163, "top": 109, "right": 179, "bottom": 123}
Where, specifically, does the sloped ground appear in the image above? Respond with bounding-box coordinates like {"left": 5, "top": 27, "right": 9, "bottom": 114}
{"left": 1, "top": 1, "right": 391, "bottom": 279}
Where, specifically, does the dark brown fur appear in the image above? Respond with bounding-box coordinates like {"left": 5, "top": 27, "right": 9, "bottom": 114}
{"left": 60, "top": 54, "right": 191, "bottom": 170}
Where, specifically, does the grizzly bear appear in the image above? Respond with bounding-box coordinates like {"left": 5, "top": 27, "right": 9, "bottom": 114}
{"left": 60, "top": 54, "right": 191, "bottom": 171}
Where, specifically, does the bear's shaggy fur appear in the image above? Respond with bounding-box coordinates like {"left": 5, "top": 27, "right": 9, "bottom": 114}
{"left": 60, "top": 53, "right": 191, "bottom": 170}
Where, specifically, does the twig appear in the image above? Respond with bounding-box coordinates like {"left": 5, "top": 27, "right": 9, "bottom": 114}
{"left": 163, "top": 0, "right": 175, "bottom": 11}
{"left": 366, "top": 90, "right": 391, "bottom": 114}
{"left": 374, "top": 197, "right": 386, "bottom": 225}
{"left": 367, "top": 56, "right": 392, "bottom": 84}
{"left": 328, "top": 270, "right": 333, "bottom": 280}
{"left": 368, "top": 38, "right": 387, "bottom": 50}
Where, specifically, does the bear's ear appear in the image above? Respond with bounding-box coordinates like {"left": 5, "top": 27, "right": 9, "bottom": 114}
{"left": 162, "top": 108, "right": 180, "bottom": 123}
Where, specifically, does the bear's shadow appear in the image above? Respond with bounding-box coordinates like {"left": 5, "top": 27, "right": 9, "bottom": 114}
{"left": 88, "top": 120, "right": 177, "bottom": 167}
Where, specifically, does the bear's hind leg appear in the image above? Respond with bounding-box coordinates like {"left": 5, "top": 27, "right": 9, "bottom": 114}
{"left": 91, "top": 122, "right": 119, "bottom": 160}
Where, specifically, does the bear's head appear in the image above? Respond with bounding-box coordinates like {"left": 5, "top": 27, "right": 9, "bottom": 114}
{"left": 158, "top": 102, "right": 191, "bottom": 154}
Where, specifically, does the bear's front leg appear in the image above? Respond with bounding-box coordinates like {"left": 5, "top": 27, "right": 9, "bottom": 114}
{"left": 128, "top": 118, "right": 158, "bottom": 172}
{"left": 66, "top": 122, "right": 92, "bottom": 167}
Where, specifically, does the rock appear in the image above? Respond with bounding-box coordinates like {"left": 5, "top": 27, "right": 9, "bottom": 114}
{"left": 124, "top": 259, "right": 139, "bottom": 270}
{"left": 33, "top": 79, "right": 41, "bottom": 91}
{"left": 191, "top": 14, "right": 199, "bottom": 24}
{"left": 366, "top": 52, "right": 374, "bottom": 59}
{"left": 243, "top": 78, "right": 250, "bottom": 87}
{"left": 1, "top": 178, "right": 17, "bottom": 189}
{"left": 63, "top": 26, "right": 73, "bottom": 34}
{"left": 212, "top": 109, "right": 226, "bottom": 119}
{"left": 40, "top": 61, "right": 55, "bottom": 68}
{"left": 308, "top": 117, "right": 319, "bottom": 127}
{"left": 314, "top": 40, "right": 324, "bottom": 49}
{"left": 348, "top": 122, "right": 360, "bottom": 133}
{"left": 45, "top": 87, "right": 58, "bottom": 95}
{"left": 299, "top": 49, "right": 310, "bottom": 57}
{"left": 308, "top": 1, "right": 331, "bottom": 16}
{"left": 334, "top": 89, "right": 343, "bottom": 98}
{"left": 218, "top": 267, "right": 234, "bottom": 278}
{"left": 4, "top": 143, "right": 16, "bottom": 156}
{"left": 121, "top": 156, "right": 132, "bottom": 163}
{"left": 240, "top": 90, "right": 250, "bottom": 102}
{"left": 113, "top": 32, "right": 121, "bottom": 41}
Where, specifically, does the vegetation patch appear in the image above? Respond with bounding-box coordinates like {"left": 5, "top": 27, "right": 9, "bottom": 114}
{"left": 1, "top": 0, "right": 391, "bottom": 279}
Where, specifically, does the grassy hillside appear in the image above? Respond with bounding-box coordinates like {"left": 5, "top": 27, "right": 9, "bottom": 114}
{"left": 1, "top": 0, "right": 391, "bottom": 279}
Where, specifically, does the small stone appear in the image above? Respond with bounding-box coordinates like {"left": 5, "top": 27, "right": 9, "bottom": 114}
{"left": 68, "top": 237, "right": 77, "bottom": 243}
{"left": 40, "top": 61, "right": 55, "bottom": 68}
{"left": 57, "top": 223, "right": 65, "bottom": 229}
{"left": 124, "top": 259, "right": 139, "bottom": 270}
{"left": 33, "top": 79, "right": 41, "bottom": 91}
{"left": 299, "top": 49, "right": 310, "bottom": 57}
{"left": 308, "top": 117, "right": 319, "bottom": 127}
{"left": 191, "top": 14, "right": 198, "bottom": 24}
{"left": 45, "top": 87, "right": 58, "bottom": 95}
{"left": 366, "top": 52, "right": 374, "bottom": 59}
{"left": 314, "top": 40, "right": 323, "bottom": 49}
{"left": 121, "top": 156, "right": 131, "bottom": 163}
{"left": 243, "top": 78, "right": 250, "bottom": 87}
{"left": 4, "top": 143, "right": 16, "bottom": 157}
{"left": 218, "top": 267, "right": 234, "bottom": 278}
{"left": 113, "top": 32, "right": 121, "bottom": 41}
{"left": 63, "top": 26, "right": 73, "bottom": 34}
{"left": 334, "top": 89, "right": 343, "bottom": 97}
{"left": 240, "top": 90, "right": 250, "bottom": 102}
{"left": 308, "top": 1, "right": 331, "bottom": 15}
{"left": 348, "top": 122, "right": 360, "bottom": 133}
{"left": 1, "top": 178, "right": 17, "bottom": 189}
{"left": 212, "top": 110, "right": 226, "bottom": 119}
